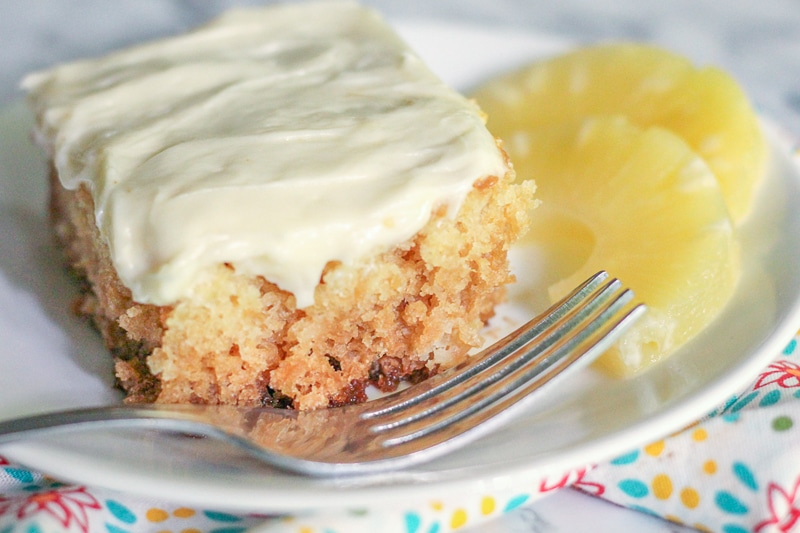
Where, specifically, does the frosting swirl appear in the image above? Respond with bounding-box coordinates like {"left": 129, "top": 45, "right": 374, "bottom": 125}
{"left": 23, "top": 1, "right": 508, "bottom": 307}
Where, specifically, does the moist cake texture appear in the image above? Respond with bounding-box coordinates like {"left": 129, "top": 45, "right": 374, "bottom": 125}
{"left": 25, "top": 1, "right": 535, "bottom": 410}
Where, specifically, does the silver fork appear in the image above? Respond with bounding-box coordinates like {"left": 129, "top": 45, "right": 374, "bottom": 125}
{"left": 0, "top": 271, "right": 645, "bottom": 477}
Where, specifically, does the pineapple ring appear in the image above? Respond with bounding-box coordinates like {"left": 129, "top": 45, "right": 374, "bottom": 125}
{"left": 504, "top": 116, "right": 740, "bottom": 375}
{"left": 472, "top": 43, "right": 767, "bottom": 223}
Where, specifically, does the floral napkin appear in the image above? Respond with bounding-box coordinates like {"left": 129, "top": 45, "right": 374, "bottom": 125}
{"left": 582, "top": 335, "right": 800, "bottom": 533}
{"left": 0, "top": 332, "right": 798, "bottom": 533}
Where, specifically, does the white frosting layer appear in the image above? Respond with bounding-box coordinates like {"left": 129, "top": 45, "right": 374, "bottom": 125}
{"left": 22, "top": 1, "right": 508, "bottom": 308}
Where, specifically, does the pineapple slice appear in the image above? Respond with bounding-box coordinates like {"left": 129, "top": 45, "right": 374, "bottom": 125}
{"left": 505, "top": 116, "right": 740, "bottom": 375}
{"left": 472, "top": 43, "right": 766, "bottom": 222}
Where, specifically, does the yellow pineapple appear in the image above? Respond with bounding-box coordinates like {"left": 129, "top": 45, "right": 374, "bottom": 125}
{"left": 507, "top": 116, "right": 740, "bottom": 375}
{"left": 473, "top": 43, "right": 766, "bottom": 222}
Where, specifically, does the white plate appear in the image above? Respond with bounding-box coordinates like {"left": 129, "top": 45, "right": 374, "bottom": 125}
{"left": 1, "top": 21, "right": 800, "bottom": 513}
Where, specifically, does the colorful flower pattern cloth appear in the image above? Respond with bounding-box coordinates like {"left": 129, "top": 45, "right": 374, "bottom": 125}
{"left": 582, "top": 336, "right": 800, "bottom": 533}
{"left": 1, "top": 334, "right": 800, "bottom": 533}
{"left": 0, "top": 470, "right": 268, "bottom": 533}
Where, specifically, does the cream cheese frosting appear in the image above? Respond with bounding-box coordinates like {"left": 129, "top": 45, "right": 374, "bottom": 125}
{"left": 22, "top": 1, "right": 508, "bottom": 308}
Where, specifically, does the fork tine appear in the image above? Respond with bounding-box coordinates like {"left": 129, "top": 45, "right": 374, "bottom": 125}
{"left": 373, "top": 286, "right": 645, "bottom": 449}
{"left": 365, "top": 272, "right": 627, "bottom": 425}
{"left": 362, "top": 270, "right": 612, "bottom": 419}
{"left": 368, "top": 277, "right": 632, "bottom": 432}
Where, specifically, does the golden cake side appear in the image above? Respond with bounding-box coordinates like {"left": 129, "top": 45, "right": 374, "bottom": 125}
{"left": 50, "top": 161, "right": 533, "bottom": 410}
{"left": 30, "top": 1, "right": 536, "bottom": 410}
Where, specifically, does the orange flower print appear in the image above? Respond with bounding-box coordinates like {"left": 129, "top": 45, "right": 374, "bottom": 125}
{"left": 16, "top": 487, "right": 101, "bottom": 533}
{"left": 754, "top": 360, "right": 800, "bottom": 390}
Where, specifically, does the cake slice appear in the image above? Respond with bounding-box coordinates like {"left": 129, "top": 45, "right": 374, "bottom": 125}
{"left": 23, "top": 1, "right": 535, "bottom": 410}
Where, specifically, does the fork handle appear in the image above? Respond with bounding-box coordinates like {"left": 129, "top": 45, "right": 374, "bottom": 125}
{"left": 0, "top": 405, "right": 229, "bottom": 444}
